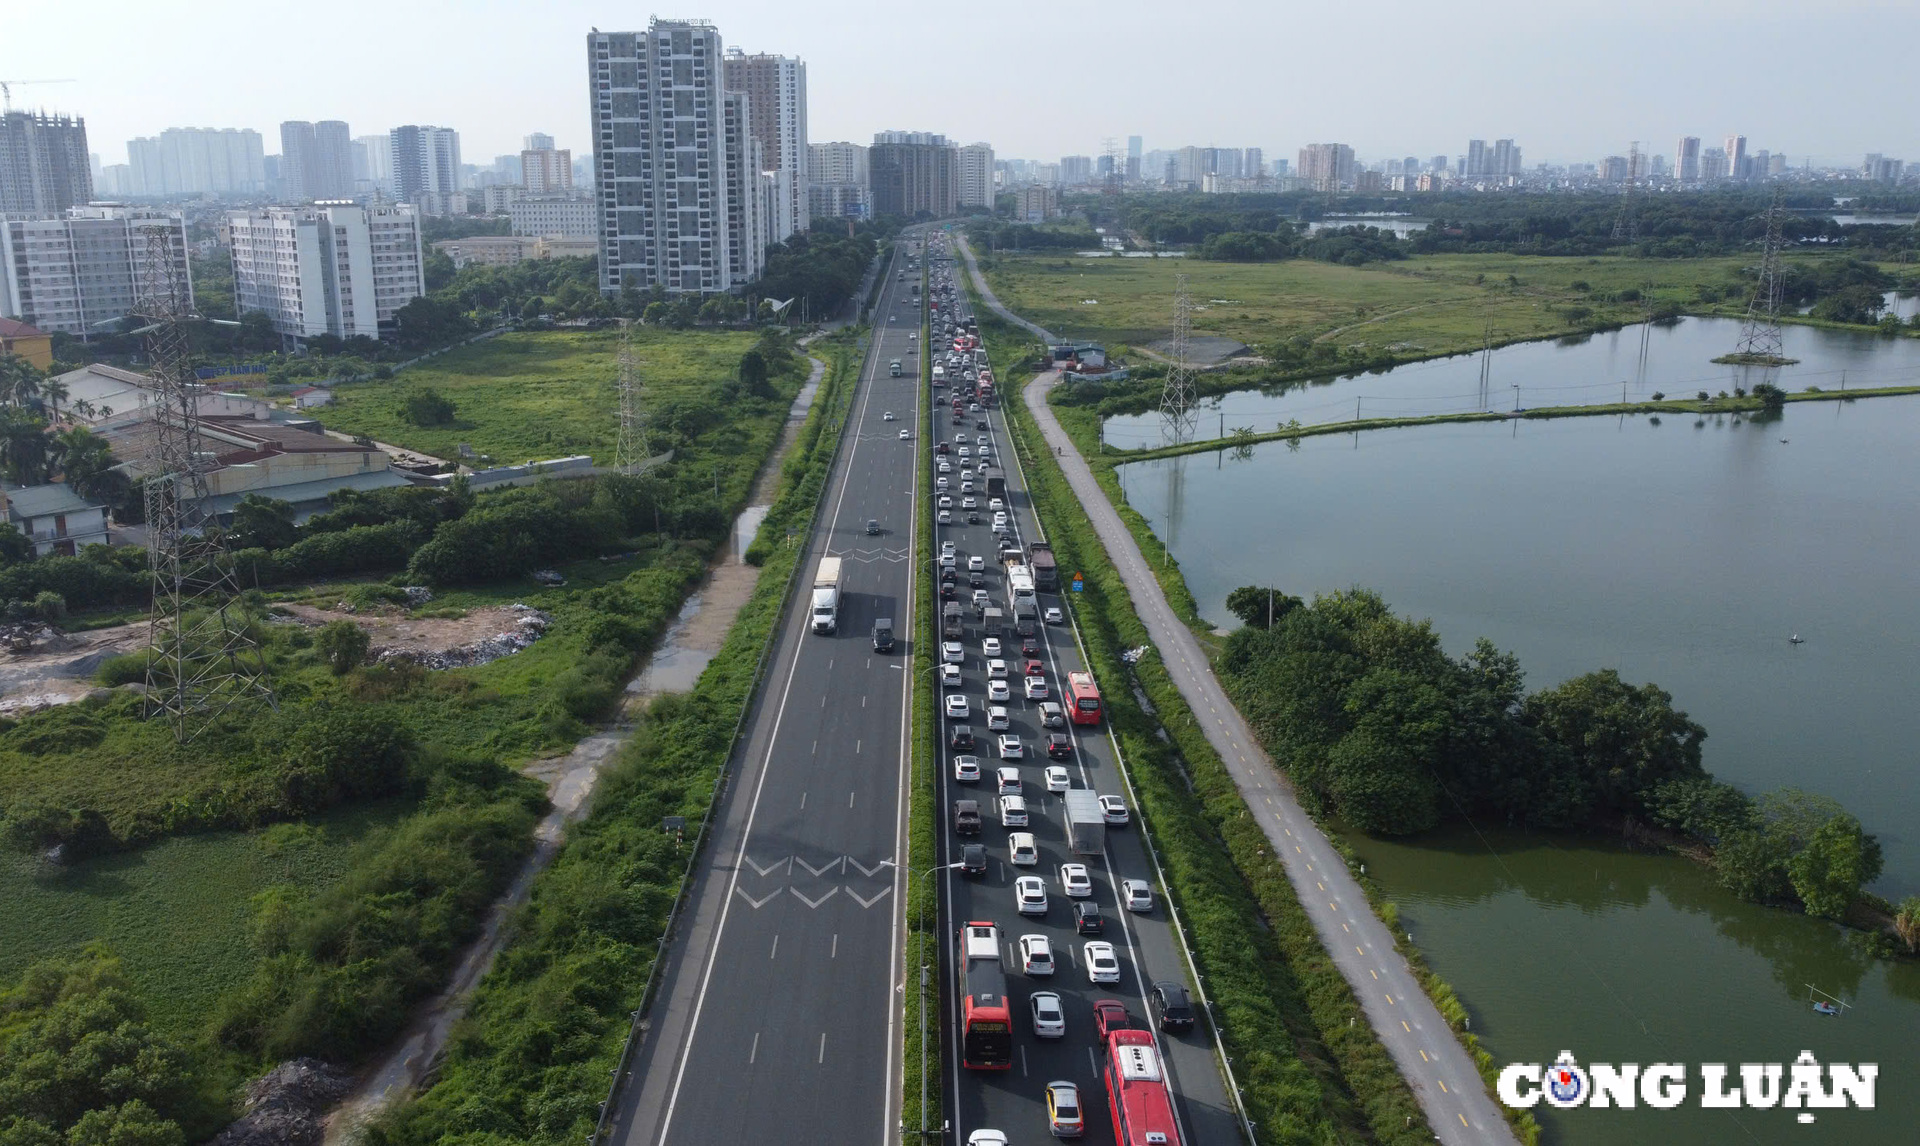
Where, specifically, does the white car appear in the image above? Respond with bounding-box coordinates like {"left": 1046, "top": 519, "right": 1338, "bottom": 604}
{"left": 989, "top": 498, "right": 1005, "bottom": 513}
{"left": 937, "top": 477, "right": 949, "bottom": 492}
{"left": 959, "top": 446, "right": 972, "bottom": 458}
{"left": 998, "top": 734, "right": 1024, "bottom": 760}
{"left": 1044, "top": 766, "right": 1071, "bottom": 793}
{"left": 1014, "top": 875, "right": 1047, "bottom": 915}
{"left": 1029, "top": 991, "right": 1065, "bottom": 1038}
{"left": 938, "top": 460, "right": 952, "bottom": 474}
{"left": 1122, "top": 879, "right": 1154, "bottom": 912}
{"left": 971, "top": 589, "right": 990, "bottom": 609}
{"left": 953, "top": 755, "right": 981, "bottom": 782}
{"left": 1083, "top": 941, "right": 1121, "bottom": 984}
{"left": 939, "top": 550, "right": 957, "bottom": 568}
{"left": 981, "top": 637, "right": 1003, "bottom": 657}
{"left": 968, "top": 1132, "right": 1010, "bottom": 1146}
{"left": 937, "top": 495, "right": 953, "bottom": 509}
{"left": 1045, "top": 606, "right": 1064, "bottom": 624}
{"left": 942, "top": 641, "right": 964, "bottom": 664}
{"left": 968, "top": 556, "right": 985, "bottom": 573}
{"left": 986, "top": 658, "right": 1009, "bottom": 679}
{"left": 987, "top": 703, "right": 1010, "bottom": 729}
{"left": 960, "top": 467, "right": 974, "bottom": 482}
{"left": 961, "top": 495, "right": 977, "bottom": 509}
{"left": 938, "top": 509, "right": 952, "bottom": 525}
{"left": 1099, "top": 794, "right": 1129, "bottom": 824}
{"left": 941, "top": 541, "right": 956, "bottom": 557}
{"left": 940, "top": 663, "right": 963, "bottom": 688}
{"left": 1008, "top": 832, "right": 1038, "bottom": 866}
{"left": 1058, "top": 863, "right": 1093, "bottom": 898}
{"left": 960, "top": 480, "right": 974, "bottom": 494}
{"left": 898, "top": 428, "right": 911, "bottom": 440}
{"left": 883, "top": 411, "right": 896, "bottom": 421}
{"left": 987, "top": 679, "right": 1011, "bottom": 704}
{"left": 1019, "top": 934, "right": 1055, "bottom": 977}
{"left": 1000, "top": 794, "right": 1029, "bottom": 827}
{"left": 955, "top": 433, "right": 969, "bottom": 444}
{"left": 996, "top": 766, "right": 1021, "bottom": 795}
{"left": 1024, "top": 676, "right": 1049, "bottom": 701}
{"left": 944, "top": 693, "right": 970, "bottom": 720}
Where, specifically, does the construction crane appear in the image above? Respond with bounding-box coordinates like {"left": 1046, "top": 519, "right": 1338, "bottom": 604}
{"left": 0, "top": 79, "right": 77, "bottom": 112}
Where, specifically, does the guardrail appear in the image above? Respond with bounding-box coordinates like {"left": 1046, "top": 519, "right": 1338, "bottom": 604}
{"left": 588, "top": 335, "right": 863, "bottom": 1145}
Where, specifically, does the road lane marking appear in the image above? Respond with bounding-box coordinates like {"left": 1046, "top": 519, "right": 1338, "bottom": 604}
{"left": 832, "top": 934, "right": 838, "bottom": 959}
{"left": 749, "top": 1032, "right": 759, "bottom": 1064}
{"left": 1370, "top": 970, "right": 1378, "bottom": 979}
{"left": 1385, "top": 994, "right": 1394, "bottom": 1005}
{"left": 1459, "top": 1114, "right": 1469, "bottom": 1128}
{"left": 1438, "top": 1079, "right": 1449, "bottom": 1093}
{"left": 800, "top": 792, "right": 807, "bottom": 810}
{"left": 1357, "top": 946, "right": 1365, "bottom": 955}
{"left": 1403, "top": 1021, "right": 1412, "bottom": 1032}
{"left": 1420, "top": 1049, "right": 1429, "bottom": 1062}
{"left": 819, "top": 1033, "right": 827, "bottom": 1064}
{"left": 849, "top": 790, "right": 856, "bottom": 808}
{"left": 769, "top": 935, "right": 778, "bottom": 959}
{"left": 1342, "top": 923, "right": 1350, "bottom": 933}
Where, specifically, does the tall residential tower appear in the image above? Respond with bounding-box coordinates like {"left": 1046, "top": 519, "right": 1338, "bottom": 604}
{"left": 724, "top": 49, "right": 809, "bottom": 241}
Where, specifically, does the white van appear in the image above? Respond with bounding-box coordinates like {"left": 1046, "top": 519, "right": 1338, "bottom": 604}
{"left": 999, "top": 794, "right": 1029, "bottom": 827}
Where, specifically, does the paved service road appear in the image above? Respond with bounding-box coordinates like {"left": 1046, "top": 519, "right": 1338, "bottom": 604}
{"left": 954, "top": 235, "right": 1517, "bottom": 1145}
{"left": 927, "top": 235, "right": 1246, "bottom": 1146}
{"left": 609, "top": 233, "right": 927, "bottom": 1146}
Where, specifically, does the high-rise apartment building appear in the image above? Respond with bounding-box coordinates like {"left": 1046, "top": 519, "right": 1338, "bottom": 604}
{"left": 1492, "top": 139, "right": 1519, "bottom": 177}
{"left": 389, "top": 125, "right": 462, "bottom": 215}
{"left": 1244, "top": 148, "right": 1264, "bottom": 183}
{"left": 525, "top": 133, "right": 556, "bottom": 152}
{"left": 124, "top": 128, "right": 265, "bottom": 197}
{"left": 279, "top": 120, "right": 354, "bottom": 202}
{"left": 1, "top": 112, "right": 93, "bottom": 214}
{"left": 521, "top": 146, "right": 574, "bottom": 195}
{"left": 1701, "top": 147, "right": 1727, "bottom": 181}
{"left": 353, "top": 134, "right": 391, "bottom": 194}
{"left": 589, "top": 21, "right": 766, "bottom": 296}
{"left": 724, "top": 49, "right": 809, "bottom": 241}
{"left": 1724, "top": 135, "right": 1748, "bottom": 181}
{"left": 810, "top": 141, "right": 868, "bottom": 186}
{"left": 870, "top": 132, "right": 957, "bottom": 219}
{"left": 228, "top": 202, "right": 423, "bottom": 342}
{"left": 1016, "top": 185, "right": 1058, "bottom": 222}
{"left": 957, "top": 142, "right": 994, "bottom": 208}
{"left": 0, "top": 206, "right": 188, "bottom": 335}
{"left": 1296, "top": 143, "right": 1355, "bottom": 192}
{"left": 1465, "top": 139, "right": 1488, "bottom": 177}
{"left": 1675, "top": 136, "right": 1701, "bottom": 182}
{"left": 1059, "top": 155, "right": 1093, "bottom": 185}
{"left": 1127, "top": 135, "right": 1142, "bottom": 160}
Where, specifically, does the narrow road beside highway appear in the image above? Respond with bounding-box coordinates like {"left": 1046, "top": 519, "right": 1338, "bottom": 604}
{"left": 958, "top": 236, "right": 1517, "bottom": 1146}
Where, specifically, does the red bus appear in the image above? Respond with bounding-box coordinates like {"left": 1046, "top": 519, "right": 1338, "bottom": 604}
{"left": 957, "top": 921, "right": 1012, "bottom": 1069}
{"left": 1103, "top": 1029, "right": 1181, "bottom": 1146}
{"left": 1067, "top": 671, "right": 1103, "bottom": 726}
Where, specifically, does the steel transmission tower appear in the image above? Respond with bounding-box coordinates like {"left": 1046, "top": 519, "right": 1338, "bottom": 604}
{"left": 1732, "top": 187, "right": 1789, "bottom": 364}
{"left": 135, "top": 221, "right": 275, "bottom": 740}
{"left": 614, "top": 319, "right": 648, "bottom": 473}
{"left": 1611, "top": 142, "right": 1641, "bottom": 241}
{"left": 1159, "top": 274, "right": 1197, "bottom": 441}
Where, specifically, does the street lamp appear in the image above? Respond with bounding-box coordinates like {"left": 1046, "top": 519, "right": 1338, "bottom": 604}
{"left": 919, "top": 859, "right": 966, "bottom": 1142}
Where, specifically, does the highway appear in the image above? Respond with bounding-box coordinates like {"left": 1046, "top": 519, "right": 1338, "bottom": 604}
{"left": 608, "top": 232, "right": 926, "bottom": 1146}
{"left": 956, "top": 234, "right": 1517, "bottom": 1145}
{"left": 926, "top": 232, "right": 1247, "bottom": 1146}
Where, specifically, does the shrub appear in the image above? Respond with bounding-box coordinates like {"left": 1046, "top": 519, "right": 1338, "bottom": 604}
{"left": 30, "top": 590, "right": 66, "bottom": 621}
{"left": 403, "top": 387, "right": 457, "bottom": 426}
{"left": 314, "top": 619, "right": 371, "bottom": 674}
{"left": 278, "top": 706, "right": 419, "bottom": 812}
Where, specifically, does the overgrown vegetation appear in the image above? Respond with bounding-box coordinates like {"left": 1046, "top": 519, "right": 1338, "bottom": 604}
{"left": 366, "top": 338, "right": 856, "bottom": 1146}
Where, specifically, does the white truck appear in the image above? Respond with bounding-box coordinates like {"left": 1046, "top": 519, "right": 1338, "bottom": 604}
{"left": 811, "top": 556, "right": 843, "bottom": 635}
{"left": 1064, "top": 789, "right": 1106, "bottom": 855}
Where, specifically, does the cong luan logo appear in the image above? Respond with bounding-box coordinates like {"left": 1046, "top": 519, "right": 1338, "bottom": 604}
{"left": 1499, "top": 1051, "right": 1876, "bottom": 1124}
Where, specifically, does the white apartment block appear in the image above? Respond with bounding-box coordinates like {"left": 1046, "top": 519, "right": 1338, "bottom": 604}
{"left": 957, "top": 142, "right": 994, "bottom": 208}
{"left": 723, "top": 49, "right": 808, "bottom": 241}
{"left": 521, "top": 148, "right": 574, "bottom": 195}
{"left": 809, "top": 182, "right": 870, "bottom": 220}
{"left": 482, "top": 184, "right": 522, "bottom": 214}
{"left": 509, "top": 195, "right": 595, "bottom": 237}
{"left": 589, "top": 21, "right": 760, "bottom": 295}
{"left": 0, "top": 206, "right": 190, "bottom": 336}
{"left": 228, "top": 203, "right": 423, "bottom": 343}
{"left": 390, "top": 125, "right": 462, "bottom": 215}
{"left": 724, "top": 91, "right": 767, "bottom": 284}
{"left": 809, "top": 141, "right": 867, "bottom": 186}
{"left": 126, "top": 128, "right": 266, "bottom": 196}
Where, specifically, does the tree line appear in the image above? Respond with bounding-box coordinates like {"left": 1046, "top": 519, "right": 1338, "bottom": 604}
{"left": 1219, "top": 587, "right": 1904, "bottom": 931}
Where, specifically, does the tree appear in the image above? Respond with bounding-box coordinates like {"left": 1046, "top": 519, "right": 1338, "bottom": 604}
{"left": 1715, "top": 827, "right": 1794, "bottom": 902}
{"left": 1894, "top": 896, "right": 1920, "bottom": 955}
{"left": 313, "top": 619, "right": 372, "bottom": 675}
{"left": 1224, "top": 585, "right": 1301, "bottom": 630}
{"left": 0, "top": 353, "right": 43, "bottom": 407}
{"left": 0, "top": 407, "right": 51, "bottom": 485}
{"left": 49, "top": 427, "right": 116, "bottom": 500}
{"left": 0, "top": 522, "right": 30, "bottom": 565}
{"left": 738, "top": 349, "right": 771, "bottom": 397}
{"left": 228, "top": 494, "right": 298, "bottom": 550}
{"left": 1521, "top": 670, "right": 1706, "bottom": 818}
{"left": 403, "top": 388, "right": 457, "bottom": 427}
{"left": 392, "top": 296, "right": 473, "bottom": 350}
{"left": 1785, "top": 814, "right": 1882, "bottom": 920}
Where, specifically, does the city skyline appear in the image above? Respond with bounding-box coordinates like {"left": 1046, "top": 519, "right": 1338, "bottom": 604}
{"left": 6, "top": 0, "right": 1911, "bottom": 174}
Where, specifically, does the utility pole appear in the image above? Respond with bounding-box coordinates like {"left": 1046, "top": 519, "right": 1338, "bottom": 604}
{"left": 1612, "top": 142, "right": 1641, "bottom": 241}
{"left": 1732, "top": 186, "right": 1790, "bottom": 365}
{"left": 1158, "top": 274, "right": 1197, "bottom": 442}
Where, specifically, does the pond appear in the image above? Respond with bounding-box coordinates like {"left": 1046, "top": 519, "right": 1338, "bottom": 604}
{"left": 1114, "top": 392, "right": 1920, "bottom": 1142}
{"left": 1304, "top": 214, "right": 1431, "bottom": 236}
{"left": 1102, "top": 315, "right": 1920, "bottom": 449}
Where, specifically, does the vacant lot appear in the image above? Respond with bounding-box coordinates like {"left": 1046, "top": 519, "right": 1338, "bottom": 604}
{"left": 979, "top": 251, "right": 1800, "bottom": 360}
{"left": 323, "top": 328, "right": 763, "bottom": 465}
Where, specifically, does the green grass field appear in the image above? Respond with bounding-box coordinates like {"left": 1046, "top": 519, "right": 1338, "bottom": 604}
{"left": 322, "top": 328, "right": 763, "bottom": 465}
{"left": 977, "top": 251, "right": 1819, "bottom": 361}
{"left": 0, "top": 800, "right": 405, "bottom": 1041}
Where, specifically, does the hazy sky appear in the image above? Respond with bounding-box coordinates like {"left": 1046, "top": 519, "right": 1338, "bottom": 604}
{"left": 8, "top": 0, "right": 1914, "bottom": 170}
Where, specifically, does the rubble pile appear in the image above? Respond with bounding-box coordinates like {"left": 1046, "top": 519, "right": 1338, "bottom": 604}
{"left": 375, "top": 604, "right": 553, "bottom": 670}
{"left": 208, "top": 1058, "right": 354, "bottom": 1146}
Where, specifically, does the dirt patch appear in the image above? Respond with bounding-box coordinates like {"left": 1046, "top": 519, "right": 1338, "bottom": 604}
{"left": 0, "top": 622, "right": 148, "bottom": 715}
{"left": 275, "top": 603, "right": 553, "bottom": 668}
{"left": 214, "top": 1058, "right": 356, "bottom": 1146}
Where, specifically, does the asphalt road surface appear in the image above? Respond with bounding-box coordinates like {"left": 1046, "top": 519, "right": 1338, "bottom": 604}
{"left": 955, "top": 234, "right": 1518, "bottom": 1145}
{"left": 609, "top": 233, "right": 927, "bottom": 1146}
{"left": 927, "top": 234, "right": 1247, "bottom": 1146}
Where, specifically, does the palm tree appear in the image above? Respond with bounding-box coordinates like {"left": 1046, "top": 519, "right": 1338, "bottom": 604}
{"left": 0, "top": 353, "right": 41, "bottom": 408}
{"left": 0, "top": 407, "right": 51, "bottom": 485}
{"left": 50, "top": 426, "right": 116, "bottom": 498}
{"left": 38, "top": 376, "right": 68, "bottom": 421}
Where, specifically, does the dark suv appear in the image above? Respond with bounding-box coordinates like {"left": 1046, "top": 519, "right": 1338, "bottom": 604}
{"left": 1073, "top": 900, "right": 1105, "bottom": 935}
{"left": 960, "top": 843, "right": 987, "bottom": 876}
{"left": 1151, "top": 980, "right": 1196, "bottom": 1033}
{"left": 952, "top": 800, "right": 981, "bottom": 835}
{"left": 949, "top": 724, "right": 975, "bottom": 752}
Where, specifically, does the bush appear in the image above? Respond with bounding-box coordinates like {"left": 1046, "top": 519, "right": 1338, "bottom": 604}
{"left": 403, "top": 387, "right": 458, "bottom": 426}
{"left": 277, "top": 706, "right": 420, "bottom": 813}
{"left": 314, "top": 619, "right": 371, "bottom": 674}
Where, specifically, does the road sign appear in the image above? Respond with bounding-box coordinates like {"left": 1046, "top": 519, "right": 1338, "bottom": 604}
{"left": 1071, "top": 572, "right": 1085, "bottom": 593}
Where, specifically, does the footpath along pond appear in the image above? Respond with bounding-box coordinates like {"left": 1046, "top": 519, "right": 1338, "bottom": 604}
{"left": 1101, "top": 314, "right": 1920, "bottom": 449}
{"left": 1116, "top": 392, "right": 1920, "bottom": 1145}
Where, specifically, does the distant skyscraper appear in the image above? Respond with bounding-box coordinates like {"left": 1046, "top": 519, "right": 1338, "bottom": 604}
{"left": 1403, "top": 156, "right": 1420, "bottom": 175}
{"left": 125, "top": 128, "right": 265, "bottom": 197}
{"left": 389, "top": 125, "right": 462, "bottom": 214}
{"left": 871, "top": 131, "right": 958, "bottom": 218}
{"left": 589, "top": 22, "right": 764, "bottom": 295}
{"left": 524, "top": 132, "right": 556, "bottom": 152}
{"left": 1492, "top": 139, "right": 1520, "bottom": 177}
{"left": 810, "top": 141, "right": 868, "bottom": 186}
{"left": 1059, "top": 155, "right": 1093, "bottom": 184}
{"left": 0, "top": 111, "right": 93, "bottom": 213}
{"left": 1127, "top": 135, "right": 1142, "bottom": 160}
{"left": 1701, "top": 147, "right": 1727, "bottom": 181}
{"left": 1430, "top": 154, "right": 1449, "bottom": 174}
{"left": 521, "top": 146, "right": 573, "bottom": 195}
{"left": 1244, "top": 148, "right": 1263, "bottom": 183}
{"left": 723, "top": 49, "right": 810, "bottom": 240}
{"left": 1464, "top": 139, "right": 1488, "bottom": 177}
{"left": 957, "top": 142, "right": 994, "bottom": 208}
{"left": 1675, "top": 136, "right": 1701, "bottom": 182}
{"left": 279, "top": 120, "right": 354, "bottom": 201}
{"left": 1724, "top": 135, "right": 1748, "bottom": 180}
{"left": 1296, "top": 143, "right": 1354, "bottom": 191}
{"left": 353, "top": 134, "right": 391, "bottom": 193}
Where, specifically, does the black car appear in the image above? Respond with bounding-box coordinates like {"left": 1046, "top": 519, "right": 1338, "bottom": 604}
{"left": 960, "top": 843, "right": 988, "bottom": 876}
{"left": 1073, "top": 900, "right": 1105, "bottom": 935}
{"left": 1151, "top": 980, "right": 1196, "bottom": 1033}
{"left": 968, "top": 571, "right": 985, "bottom": 588}
{"left": 940, "top": 583, "right": 958, "bottom": 601}
{"left": 1046, "top": 733, "right": 1074, "bottom": 760}
{"left": 866, "top": 519, "right": 881, "bottom": 536}
{"left": 967, "top": 511, "right": 981, "bottom": 524}
{"left": 976, "top": 419, "right": 990, "bottom": 430}
{"left": 949, "top": 724, "right": 975, "bottom": 751}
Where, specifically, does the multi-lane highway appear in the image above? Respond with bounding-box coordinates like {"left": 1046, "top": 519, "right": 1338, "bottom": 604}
{"left": 925, "top": 232, "right": 1247, "bottom": 1145}
{"left": 609, "top": 233, "right": 927, "bottom": 1146}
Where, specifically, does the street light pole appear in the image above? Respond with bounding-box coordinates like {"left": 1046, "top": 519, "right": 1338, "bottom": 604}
{"left": 920, "top": 858, "right": 966, "bottom": 1143}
